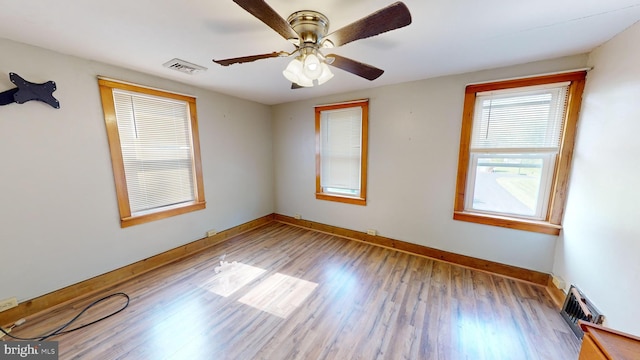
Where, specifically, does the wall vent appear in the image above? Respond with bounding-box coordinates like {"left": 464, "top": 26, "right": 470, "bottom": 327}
{"left": 560, "top": 285, "right": 605, "bottom": 339}
{"left": 162, "top": 58, "right": 207, "bottom": 75}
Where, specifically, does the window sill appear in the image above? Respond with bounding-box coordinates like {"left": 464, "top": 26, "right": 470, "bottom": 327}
{"left": 316, "top": 193, "right": 366, "bottom": 206}
{"left": 121, "top": 201, "right": 206, "bottom": 228}
{"left": 453, "top": 211, "right": 561, "bottom": 235}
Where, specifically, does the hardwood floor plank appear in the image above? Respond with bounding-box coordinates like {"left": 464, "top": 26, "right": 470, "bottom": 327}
{"left": 6, "top": 222, "right": 579, "bottom": 359}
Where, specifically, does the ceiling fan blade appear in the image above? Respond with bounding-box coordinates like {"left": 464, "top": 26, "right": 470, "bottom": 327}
{"left": 233, "top": 0, "right": 298, "bottom": 40}
{"left": 213, "top": 51, "right": 287, "bottom": 66}
{"left": 327, "top": 54, "right": 384, "bottom": 81}
{"left": 323, "top": 2, "right": 411, "bottom": 48}
{"left": 291, "top": 83, "right": 303, "bottom": 90}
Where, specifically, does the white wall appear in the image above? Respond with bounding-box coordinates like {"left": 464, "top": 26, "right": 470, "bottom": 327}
{"left": 273, "top": 54, "right": 588, "bottom": 273}
{"left": 553, "top": 21, "right": 640, "bottom": 336}
{"left": 0, "top": 38, "right": 274, "bottom": 303}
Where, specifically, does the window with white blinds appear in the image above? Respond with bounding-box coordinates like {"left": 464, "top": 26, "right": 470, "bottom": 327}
{"left": 465, "top": 83, "right": 570, "bottom": 220}
{"left": 320, "top": 107, "right": 362, "bottom": 196}
{"left": 453, "top": 71, "right": 587, "bottom": 234}
{"left": 315, "top": 100, "right": 368, "bottom": 205}
{"left": 471, "top": 83, "right": 569, "bottom": 152}
{"left": 99, "top": 79, "right": 205, "bottom": 227}
{"left": 113, "top": 90, "right": 195, "bottom": 213}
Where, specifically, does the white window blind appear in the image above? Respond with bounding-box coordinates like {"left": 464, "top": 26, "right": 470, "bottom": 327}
{"left": 112, "top": 89, "right": 195, "bottom": 214}
{"left": 320, "top": 107, "right": 363, "bottom": 195}
{"left": 471, "top": 83, "right": 569, "bottom": 152}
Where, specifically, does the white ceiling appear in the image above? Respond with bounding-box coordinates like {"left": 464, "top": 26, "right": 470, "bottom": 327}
{"left": 1, "top": 1, "right": 640, "bottom": 105}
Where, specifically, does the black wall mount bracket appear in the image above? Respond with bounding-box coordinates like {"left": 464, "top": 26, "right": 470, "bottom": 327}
{"left": 0, "top": 72, "right": 60, "bottom": 109}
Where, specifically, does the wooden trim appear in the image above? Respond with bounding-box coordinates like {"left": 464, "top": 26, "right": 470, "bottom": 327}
{"left": 0, "top": 214, "right": 275, "bottom": 327}
{"left": 465, "top": 71, "right": 588, "bottom": 94}
{"left": 97, "top": 78, "right": 196, "bottom": 103}
{"left": 315, "top": 107, "right": 322, "bottom": 196}
{"left": 315, "top": 193, "right": 366, "bottom": 206}
{"left": 315, "top": 98, "right": 369, "bottom": 108}
{"left": 189, "top": 100, "right": 206, "bottom": 206}
{"left": 274, "top": 214, "right": 551, "bottom": 285}
{"left": 546, "top": 277, "right": 567, "bottom": 309}
{"left": 548, "top": 77, "right": 586, "bottom": 224}
{"left": 453, "top": 71, "right": 587, "bottom": 233}
{"left": 97, "top": 78, "right": 206, "bottom": 227}
{"left": 466, "top": 68, "right": 591, "bottom": 86}
{"left": 360, "top": 101, "right": 369, "bottom": 204}
{"left": 314, "top": 100, "right": 369, "bottom": 206}
{"left": 99, "top": 83, "right": 132, "bottom": 220}
{"left": 454, "top": 91, "right": 476, "bottom": 211}
{"left": 453, "top": 211, "right": 561, "bottom": 235}
{"left": 121, "top": 202, "right": 206, "bottom": 228}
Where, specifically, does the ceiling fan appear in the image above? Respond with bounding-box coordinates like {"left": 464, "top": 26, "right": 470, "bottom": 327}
{"left": 213, "top": 0, "right": 412, "bottom": 88}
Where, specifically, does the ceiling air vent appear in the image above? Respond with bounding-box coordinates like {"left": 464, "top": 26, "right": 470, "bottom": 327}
{"left": 162, "top": 58, "right": 207, "bottom": 75}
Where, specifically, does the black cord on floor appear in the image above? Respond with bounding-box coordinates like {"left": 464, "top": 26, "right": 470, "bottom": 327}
{"left": 0, "top": 292, "right": 130, "bottom": 341}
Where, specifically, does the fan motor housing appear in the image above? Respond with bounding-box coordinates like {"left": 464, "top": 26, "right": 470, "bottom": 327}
{"left": 287, "top": 11, "right": 329, "bottom": 45}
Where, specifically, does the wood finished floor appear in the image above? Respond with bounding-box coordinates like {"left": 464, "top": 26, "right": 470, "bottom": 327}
{"left": 7, "top": 222, "right": 580, "bottom": 359}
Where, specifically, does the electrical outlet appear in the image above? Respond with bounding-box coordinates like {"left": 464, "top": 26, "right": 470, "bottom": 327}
{"left": 0, "top": 297, "right": 18, "bottom": 313}
{"left": 367, "top": 229, "right": 377, "bottom": 236}
{"left": 206, "top": 229, "right": 217, "bottom": 237}
{"left": 294, "top": 214, "right": 302, "bottom": 220}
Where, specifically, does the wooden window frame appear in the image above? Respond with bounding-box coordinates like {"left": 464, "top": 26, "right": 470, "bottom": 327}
{"left": 98, "top": 78, "right": 206, "bottom": 227}
{"left": 453, "top": 71, "right": 587, "bottom": 235}
{"left": 315, "top": 99, "right": 369, "bottom": 206}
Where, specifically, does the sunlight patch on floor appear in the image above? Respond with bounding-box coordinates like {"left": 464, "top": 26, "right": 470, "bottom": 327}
{"left": 199, "top": 262, "right": 266, "bottom": 297}
{"left": 238, "top": 273, "right": 318, "bottom": 318}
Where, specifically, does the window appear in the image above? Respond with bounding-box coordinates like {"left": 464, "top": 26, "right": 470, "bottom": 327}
{"left": 315, "top": 99, "right": 368, "bottom": 205}
{"left": 454, "top": 71, "right": 586, "bottom": 235}
{"left": 98, "top": 78, "right": 205, "bottom": 227}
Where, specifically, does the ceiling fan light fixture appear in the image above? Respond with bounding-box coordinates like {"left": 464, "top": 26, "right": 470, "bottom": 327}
{"left": 317, "top": 63, "right": 334, "bottom": 85}
{"left": 296, "top": 74, "right": 314, "bottom": 87}
{"left": 303, "top": 53, "right": 323, "bottom": 80}
{"left": 283, "top": 58, "right": 303, "bottom": 83}
{"left": 283, "top": 57, "right": 315, "bottom": 87}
